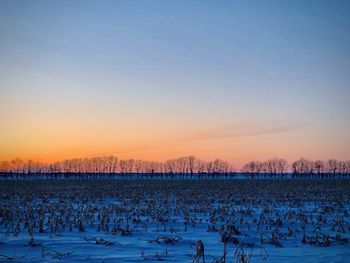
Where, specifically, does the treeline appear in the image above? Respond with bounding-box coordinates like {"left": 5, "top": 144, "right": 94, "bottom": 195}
{"left": 0, "top": 156, "right": 349, "bottom": 178}
{"left": 0, "top": 156, "right": 232, "bottom": 175}
{"left": 241, "top": 158, "right": 350, "bottom": 178}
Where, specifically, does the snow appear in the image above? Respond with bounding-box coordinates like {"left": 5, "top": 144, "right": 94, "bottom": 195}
{"left": 1, "top": 179, "right": 350, "bottom": 262}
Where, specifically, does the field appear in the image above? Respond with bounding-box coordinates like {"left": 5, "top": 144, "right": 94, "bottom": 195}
{"left": 1, "top": 179, "right": 350, "bottom": 262}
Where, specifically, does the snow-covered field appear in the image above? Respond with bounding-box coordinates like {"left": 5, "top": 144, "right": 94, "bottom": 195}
{"left": 1, "top": 179, "right": 349, "bottom": 262}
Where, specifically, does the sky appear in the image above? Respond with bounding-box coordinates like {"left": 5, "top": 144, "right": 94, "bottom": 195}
{"left": 0, "top": 0, "right": 349, "bottom": 167}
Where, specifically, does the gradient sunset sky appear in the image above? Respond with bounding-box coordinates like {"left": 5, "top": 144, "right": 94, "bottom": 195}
{"left": 0, "top": 0, "right": 349, "bottom": 166}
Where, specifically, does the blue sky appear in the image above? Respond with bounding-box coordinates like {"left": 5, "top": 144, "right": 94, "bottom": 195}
{"left": 0, "top": 0, "right": 349, "bottom": 163}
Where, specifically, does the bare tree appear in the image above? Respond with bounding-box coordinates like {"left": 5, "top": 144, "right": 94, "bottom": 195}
{"left": 195, "top": 159, "right": 206, "bottom": 177}
{"left": 327, "top": 159, "right": 338, "bottom": 176}
{"left": 241, "top": 161, "right": 260, "bottom": 178}
{"left": 314, "top": 160, "right": 325, "bottom": 177}
{"left": 188, "top": 156, "right": 196, "bottom": 175}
